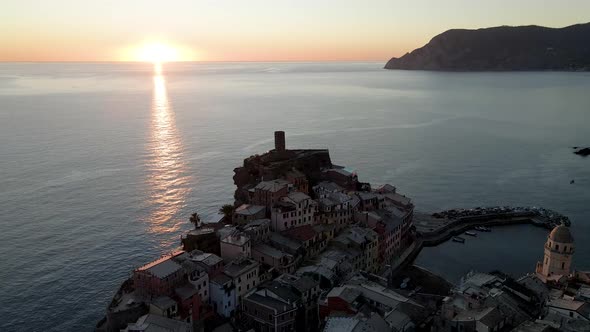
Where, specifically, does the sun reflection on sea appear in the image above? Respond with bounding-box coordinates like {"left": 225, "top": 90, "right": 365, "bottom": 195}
{"left": 145, "top": 63, "right": 191, "bottom": 240}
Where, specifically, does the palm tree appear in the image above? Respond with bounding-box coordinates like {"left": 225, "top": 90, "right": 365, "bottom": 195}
{"left": 219, "top": 204, "right": 235, "bottom": 223}
{"left": 189, "top": 213, "right": 201, "bottom": 229}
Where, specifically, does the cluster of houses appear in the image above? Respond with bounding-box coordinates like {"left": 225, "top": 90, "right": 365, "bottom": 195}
{"left": 97, "top": 132, "right": 419, "bottom": 332}
{"left": 97, "top": 132, "right": 590, "bottom": 332}
{"left": 431, "top": 224, "right": 590, "bottom": 332}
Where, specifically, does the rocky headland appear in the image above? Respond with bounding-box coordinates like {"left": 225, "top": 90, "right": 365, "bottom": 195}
{"left": 385, "top": 23, "right": 590, "bottom": 71}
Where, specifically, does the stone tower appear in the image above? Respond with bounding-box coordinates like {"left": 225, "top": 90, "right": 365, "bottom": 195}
{"left": 274, "top": 131, "right": 286, "bottom": 152}
{"left": 536, "top": 225, "right": 574, "bottom": 279}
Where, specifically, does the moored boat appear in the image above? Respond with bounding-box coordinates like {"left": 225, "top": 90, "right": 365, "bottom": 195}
{"left": 465, "top": 231, "right": 477, "bottom": 236}
{"left": 452, "top": 236, "right": 466, "bottom": 243}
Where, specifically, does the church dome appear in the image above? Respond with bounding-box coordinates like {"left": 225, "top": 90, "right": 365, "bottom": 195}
{"left": 549, "top": 225, "right": 574, "bottom": 243}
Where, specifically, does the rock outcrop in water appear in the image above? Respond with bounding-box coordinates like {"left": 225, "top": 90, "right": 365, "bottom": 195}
{"left": 385, "top": 23, "right": 590, "bottom": 71}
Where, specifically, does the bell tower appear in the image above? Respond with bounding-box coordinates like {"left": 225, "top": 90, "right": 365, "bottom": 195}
{"left": 536, "top": 225, "right": 574, "bottom": 279}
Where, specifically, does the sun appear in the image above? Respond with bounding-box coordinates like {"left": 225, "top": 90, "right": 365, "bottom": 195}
{"left": 136, "top": 43, "right": 180, "bottom": 63}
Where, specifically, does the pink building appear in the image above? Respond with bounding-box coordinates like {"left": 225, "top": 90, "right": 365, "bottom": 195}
{"left": 251, "top": 179, "right": 290, "bottom": 211}
{"left": 133, "top": 251, "right": 186, "bottom": 298}
{"left": 270, "top": 192, "right": 317, "bottom": 232}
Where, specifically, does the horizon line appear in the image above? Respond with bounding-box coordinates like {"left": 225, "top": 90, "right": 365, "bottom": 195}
{"left": 0, "top": 59, "right": 390, "bottom": 64}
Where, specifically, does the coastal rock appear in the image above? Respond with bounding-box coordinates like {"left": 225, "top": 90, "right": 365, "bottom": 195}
{"left": 574, "top": 147, "right": 590, "bottom": 156}
{"left": 385, "top": 23, "right": 590, "bottom": 71}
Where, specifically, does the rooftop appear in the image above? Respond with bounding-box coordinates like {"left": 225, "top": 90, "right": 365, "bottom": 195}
{"left": 324, "top": 317, "right": 360, "bottom": 332}
{"left": 187, "top": 227, "right": 216, "bottom": 236}
{"left": 319, "top": 192, "right": 352, "bottom": 207}
{"left": 175, "top": 286, "right": 198, "bottom": 302}
{"left": 211, "top": 273, "right": 233, "bottom": 286}
{"left": 282, "top": 225, "right": 317, "bottom": 242}
{"left": 224, "top": 257, "right": 259, "bottom": 277}
{"left": 284, "top": 191, "right": 312, "bottom": 204}
{"left": 124, "top": 314, "right": 191, "bottom": 332}
{"left": 253, "top": 243, "right": 291, "bottom": 259}
{"left": 255, "top": 179, "right": 290, "bottom": 192}
{"left": 313, "top": 181, "right": 344, "bottom": 193}
{"left": 136, "top": 255, "right": 183, "bottom": 279}
{"left": 234, "top": 204, "right": 266, "bottom": 216}
{"left": 548, "top": 225, "right": 574, "bottom": 243}
{"left": 151, "top": 296, "right": 176, "bottom": 311}
{"left": 243, "top": 218, "right": 270, "bottom": 229}
{"left": 244, "top": 293, "right": 295, "bottom": 313}
{"left": 548, "top": 298, "right": 586, "bottom": 311}
{"left": 221, "top": 233, "right": 250, "bottom": 246}
{"left": 375, "top": 184, "right": 396, "bottom": 193}
{"left": 188, "top": 250, "right": 223, "bottom": 267}
{"left": 269, "top": 232, "right": 302, "bottom": 252}
{"left": 261, "top": 281, "right": 301, "bottom": 303}
{"left": 383, "top": 192, "right": 412, "bottom": 206}
{"left": 328, "top": 286, "right": 361, "bottom": 304}
{"left": 276, "top": 274, "right": 318, "bottom": 293}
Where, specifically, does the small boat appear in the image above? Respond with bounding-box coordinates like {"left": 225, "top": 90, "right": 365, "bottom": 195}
{"left": 570, "top": 180, "right": 575, "bottom": 184}
{"left": 465, "top": 231, "right": 477, "bottom": 237}
{"left": 452, "top": 236, "right": 466, "bottom": 243}
{"left": 475, "top": 226, "right": 491, "bottom": 232}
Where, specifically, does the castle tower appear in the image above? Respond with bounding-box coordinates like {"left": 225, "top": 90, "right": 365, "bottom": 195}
{"left": 274, "top": 131, "right": 286, "bottom": 152}
{"left": 536, "top": 225, "right": 574, "bottom": 279}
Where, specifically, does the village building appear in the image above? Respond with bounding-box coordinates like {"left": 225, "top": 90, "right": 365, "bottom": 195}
{"left": 284, "top": 168, "right": 309, "bottom": 194}
{"left": 219, "top": 232, "right": 251, "bottom": 261}
{"left": 241, "top": 282, "right": 300, "bottom": 332}
{"left": 324, "top": 167, "right": 358, "bottom": 190}
{"left": 281, "top": 224, "right": 323, "bottom": 258}
{"left": 251, "top": 243, "right": 299, "bottom": 274}
{"left": 242, "top": 218, "right": 271, "bottom": 243}
{"left": 209, "top": 274, "right": 237, "bottom": 318}
{"left": 181, "top": 227, "right": 220, "bottom": 255}
{"left": 223, "top": 257, "right": 260, "bottom": 303}
{"left": 133, "top": 251, "right": 186, "bottom": 298}
{"left": 186, "top": 250, "right": 223, "bottom": 278}
{"left": 250, "top": 179, "right": 290, "bottom": 211}
{"left": 332, "top": 226, "right": 379, "bottom": 273}
{"left": 233, "top": 204, "right": 266, "bottom": 225}
{"left": 270, "top": 192, "right": 317, "bottom": 232}
{"left": 316, "top": 191, "right": 356, "bottom": 231}
{"left": 536, "top": 225, "right": 575, "bottom": 283}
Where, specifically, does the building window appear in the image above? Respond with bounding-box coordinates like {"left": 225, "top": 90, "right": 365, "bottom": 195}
{"left": 556, "top": 244, "right": 559, "bottom": 250}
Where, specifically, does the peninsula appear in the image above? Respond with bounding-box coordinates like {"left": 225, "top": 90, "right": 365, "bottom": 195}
{"left": 384, "top": 23, "right": 590, "bottom": 71}
{"left": 96, "top": 132, "right": 589, "bottom": 332}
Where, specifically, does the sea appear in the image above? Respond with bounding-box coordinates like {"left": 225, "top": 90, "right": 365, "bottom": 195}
{"left": 1, "top": 62, "right": 589, "bottom": 331}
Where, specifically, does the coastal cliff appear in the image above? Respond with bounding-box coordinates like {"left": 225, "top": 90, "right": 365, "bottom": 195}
{"left": 385, "top": 23, "right": 590, "bottom": 71}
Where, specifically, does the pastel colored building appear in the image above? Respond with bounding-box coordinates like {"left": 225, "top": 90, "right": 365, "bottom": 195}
{"left": 133, "top": 251, "right": 186, "bottom": 298}
{"left": 233, "top": 204, "right": 266, "bottom": 225}
{"left": 223, "top": 257, "right": 260, "bottom": 303}
{"left": 220, "top": 232, "right": 251, "bottom": 261}
{"left": 270, "top": 192, "right": 317, "bottom": 232}
{"left": 251, "top": 179, "right": 290, "bottom": 211}
{"left": 209, "top": 274, "right": 237, "bottom": 318}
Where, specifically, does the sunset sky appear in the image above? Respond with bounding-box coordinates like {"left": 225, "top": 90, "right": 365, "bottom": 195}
{"left": 1, "top": 0, "right": 589, "bottom": 62}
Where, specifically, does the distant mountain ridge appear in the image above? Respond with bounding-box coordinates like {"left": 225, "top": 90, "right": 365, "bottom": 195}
{"left": 385, "top": 23, "right": 590, "bottom": 71}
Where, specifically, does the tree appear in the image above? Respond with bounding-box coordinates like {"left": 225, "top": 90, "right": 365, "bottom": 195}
{"left": 219, "top": 204, "right": 235, "bottom": 223}
{"left": 189, "top": 213, "right": 201, "bottom": 229}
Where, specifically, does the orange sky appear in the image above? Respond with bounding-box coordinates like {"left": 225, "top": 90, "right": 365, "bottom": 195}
{"left": 1, "top": 1, "right": 589, "bottom": 62}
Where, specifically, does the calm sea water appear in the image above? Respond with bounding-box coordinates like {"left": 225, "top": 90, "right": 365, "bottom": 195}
{"left": 1, "top": 62, "right": 589, "bottom": 331}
